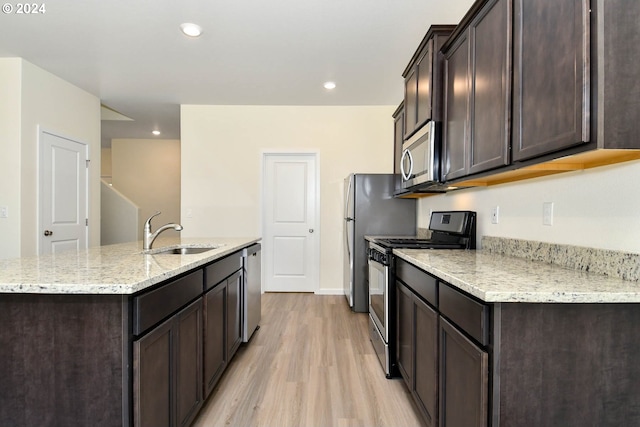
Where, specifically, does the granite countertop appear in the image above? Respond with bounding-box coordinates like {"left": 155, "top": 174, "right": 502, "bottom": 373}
{"left": 0, "top": 237, "right": 260, "bottom": 295}
{"left": 395, "top": 248, "right": 640, "bottom": 304}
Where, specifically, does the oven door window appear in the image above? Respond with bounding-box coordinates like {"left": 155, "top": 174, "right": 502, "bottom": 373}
{"left": 368, "top": 259, "right": 388, "bottom": 341}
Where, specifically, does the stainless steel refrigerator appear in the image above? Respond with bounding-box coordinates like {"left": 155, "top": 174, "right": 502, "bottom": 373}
{"left": 343, "top": 174, "right": 416, "bottom": 312}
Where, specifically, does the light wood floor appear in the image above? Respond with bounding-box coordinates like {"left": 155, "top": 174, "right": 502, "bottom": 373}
{"left": 192, "top": 293, "right": 424, "bottom": 427}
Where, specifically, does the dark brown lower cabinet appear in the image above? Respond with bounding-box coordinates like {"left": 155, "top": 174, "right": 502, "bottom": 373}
{"left": 175, "top": 300, "right": 204, "bottom": 427}
{"left": 202, "top": 250, "right": 244, "bottom": 401}
{"left": 396, "top": 282, "right": 413, "bottom": 386}
{"left": 414, "top": 295, "right": 439, "bottom": 426}
{"left": 495, "top": 303, "right": 640, "bottom": 426}
{"left": 0, "top": 248, "right": 250, "bottom": 427}
{"left": 396, "top": 281, "right": 438, "bottom": 426}
{"left": 204, "top": 281, "right": 227, "bottom": 397}
{"left": 134, "top": 298, "right": 203, "bottom": 427}
{"left": 396, "top": 259, "right": 640, "bottom": 427}
{"left": 0, "top": 294, "right": 128, "bottom": 427}
{"left": 134, "top": 318, "right": 172, "bottom": 427}
{"left": 226, "top": 270, "right": 243, "bottom": 360}
{"left": 439, "top": 317, "right": 488, "bottom": 427}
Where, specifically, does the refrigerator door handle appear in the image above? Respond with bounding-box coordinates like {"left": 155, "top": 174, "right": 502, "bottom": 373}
{"left": 344, "top": 176, "right": 353, "bottom": 260}
{"left": 344, "top": 176, "right": 352, "bottom": 220}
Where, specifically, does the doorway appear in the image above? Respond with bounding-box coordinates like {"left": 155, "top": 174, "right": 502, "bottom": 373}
{"left": 262, "top": 153, "right": 319, "bottom": 292}
{"left": 38, "top": 129, "right": 89, "bottom": 255}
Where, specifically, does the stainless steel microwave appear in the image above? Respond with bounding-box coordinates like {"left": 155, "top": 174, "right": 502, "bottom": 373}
{"left": 400, "top": 120, "right": 439, "bottom": 189}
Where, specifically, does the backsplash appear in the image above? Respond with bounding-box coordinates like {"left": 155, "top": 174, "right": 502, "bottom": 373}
{"left": 417, "top": 227, "right": 431, "bottom": 239}
{"left": 481, "top": 236, "right": 640, "bottom": 282}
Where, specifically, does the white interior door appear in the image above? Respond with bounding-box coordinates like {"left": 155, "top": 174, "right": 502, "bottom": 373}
{"left": 263, "top": 153, "right": 319, "bottom": 292}
{"left": 39, "top": 129, "right": 88, "bottom": 255}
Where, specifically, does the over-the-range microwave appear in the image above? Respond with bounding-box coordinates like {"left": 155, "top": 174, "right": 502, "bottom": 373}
{"left": 400, "top": 120, "right": 440, "bottom": 190}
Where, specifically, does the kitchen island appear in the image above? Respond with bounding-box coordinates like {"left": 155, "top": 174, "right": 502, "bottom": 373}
{"left": 393, "top": 244, "right": 640, "bottom": 427}
{"left": 0, "top": 237, "right": 260, "bottom": 427}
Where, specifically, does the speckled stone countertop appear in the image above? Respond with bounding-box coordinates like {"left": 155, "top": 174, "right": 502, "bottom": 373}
{"left": 394, "top": 248, "right": 640, "bottom": 303}
{"left": 0, "top": 237, "right": 260, "bottom": 294}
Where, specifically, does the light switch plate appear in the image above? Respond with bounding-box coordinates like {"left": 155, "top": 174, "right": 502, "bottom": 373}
{"left": 491, "top": 206, "right": 499, "bottom": 224}
{"left": 0, "top": 206, "right": 8, "bottom": 218}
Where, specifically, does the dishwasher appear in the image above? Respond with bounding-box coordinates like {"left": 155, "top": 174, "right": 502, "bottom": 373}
{"left": 242, "top": 243, "right": 262, "bottom": 342}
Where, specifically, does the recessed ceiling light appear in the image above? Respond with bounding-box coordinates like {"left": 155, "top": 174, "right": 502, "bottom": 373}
{"left": 152, "top": 130, "right": 161, "bottom": 136}
{"left": 324, "top": 81, "right": 336, "bottom": 90}
{"left": 180, "top": 23, "right": 203, "bottom": 37}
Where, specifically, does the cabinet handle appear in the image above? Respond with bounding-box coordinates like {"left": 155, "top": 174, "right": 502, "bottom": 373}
{"left": 43, "top": 230, "right": 53, "bottom": 236}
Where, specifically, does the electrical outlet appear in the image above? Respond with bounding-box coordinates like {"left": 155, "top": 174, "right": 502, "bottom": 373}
{"left": 491, "top": 206, "right": 499, "bottom": 224}
{"left": 543, "top": 202, "right": 554, "bottom": 226}
{"left": 0, "top": 206, "right": 8, "bottom": 218}
{"left": 185, "top": 208, "right": 193, "bottom": 218}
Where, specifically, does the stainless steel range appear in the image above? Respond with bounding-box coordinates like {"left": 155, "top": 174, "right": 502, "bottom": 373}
{"left": 368, "top": 210, "right": 476, "bottom": 377}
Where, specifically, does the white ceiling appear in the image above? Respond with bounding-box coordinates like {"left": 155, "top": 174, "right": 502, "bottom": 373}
{"left": 0, "top": 0, "right": 474, "bottom": 147}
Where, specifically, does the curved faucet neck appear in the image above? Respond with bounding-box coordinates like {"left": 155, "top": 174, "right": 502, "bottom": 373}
{"left": 143, "top": 212, "right": 183, "bottom": 250}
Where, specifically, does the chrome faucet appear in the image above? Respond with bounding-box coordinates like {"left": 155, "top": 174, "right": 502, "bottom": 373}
{"left": 143, "top": 211, "right": 183, "bottom": 251}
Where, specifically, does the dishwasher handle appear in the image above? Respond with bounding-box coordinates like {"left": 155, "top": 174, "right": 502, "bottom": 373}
{"left": 243, "top": 243, "right": 261, "bottom": 258}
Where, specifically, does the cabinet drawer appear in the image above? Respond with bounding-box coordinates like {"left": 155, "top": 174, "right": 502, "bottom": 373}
{"left": 439, "top": 282, "right": 489, "bottom": 346}
{"left": 395, "top": 258, "right": 437, "bottom": 307}
{"left": 133, "top": 270, "right": 203, "bottom": 336}
{"left": 205, "top": 251, "right": 242, "bottom": 290}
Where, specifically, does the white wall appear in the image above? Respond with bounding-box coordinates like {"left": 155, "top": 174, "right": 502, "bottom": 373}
{"left": 101, "top": 147, "right": 113, "bottom": 179}
{"left": 111, "top": 138, "right": 181, "bottom": 239}
{"left": 101, "top": 180, "right": 140, "bottom": 245}
{"left": 181, "top": 105, "right": 396, "bottom": 293}
{"left": 418, "top": 160, "right": 640, "bottom": 253}
{"left": 0, "top": 59, "right": 22, "bottom": 259}
{"left": 19, "top": 60, "right": 101, "bottom": 256}
{"left": 0, "top": 58, "right": 101, "bottom": 259}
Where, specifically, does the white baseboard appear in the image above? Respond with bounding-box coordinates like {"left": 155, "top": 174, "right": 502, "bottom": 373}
{"left": 315, "top": 288, "right": 345, "bottom": 295}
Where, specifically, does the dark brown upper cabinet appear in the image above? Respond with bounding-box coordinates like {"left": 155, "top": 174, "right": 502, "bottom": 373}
{"left": 596, "top": 1, "right": 640, "bottom": 149}
{"left": 403, "top": 26, "right": 456, "bottom": 140}
{"left": 439, "top": 0, "right": 640, "bottom": 187}
{"left": 392, "top": 102, "right": 405, "bottom": 195}
{"left": 511, "top": 0, "right": 590, "bottom": 161}
{"left": 442, "top": 0, "right": 511, "bottom": 181}
{"left": 441, "top": 33, "right": 471, "bottom": 181}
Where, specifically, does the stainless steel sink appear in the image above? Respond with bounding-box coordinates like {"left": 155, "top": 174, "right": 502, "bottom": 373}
{"left": 146, "top": 244, "right": 223, "bottom": 255}
{"left": 166, "top": 247, "right": 215, "bottom": 255}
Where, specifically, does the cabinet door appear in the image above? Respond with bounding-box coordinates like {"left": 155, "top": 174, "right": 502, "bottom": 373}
{"left": 134, "top": 298, "right": 204, "bottom": 427}
{"left": 512, "top": 0, "right": 589, "bottom": 161}
{"left": 442, "top": 31, "right": 471, "bottom": 181}
{"left": 416, "top": 42, "right": 434, "bottom": 128}
{"left": 134, "top": 318, "right": 173, "bottom": 427}
{"left": 404, "top": 68, "right": 419, "bottom": 138}
{"left": 396, "top": 282, "right": 413, "bottom": 387}
{"left": 175, "top": 299, "right": 203, "bottom": 427}
{"left": 393, "top": 106, "right": 405, "bottom": 194}
{"left": 226, "top": 270, "right": 243, "bottom": 360}
{"left": 414, "top": 296, "right": 438, "bottom": 427}
{"left": 439, "top": 318, "right": 488, "bottom": 427}
{"left": 204, "top": 282, "right": 227, "bottom": 397}
{"left": 468, "top": 0, "right": 510, "bottom": 174}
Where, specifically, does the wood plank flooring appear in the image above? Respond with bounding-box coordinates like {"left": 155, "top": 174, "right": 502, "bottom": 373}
{"left": 192, "top": 293, "right": 424, "bottom": 427}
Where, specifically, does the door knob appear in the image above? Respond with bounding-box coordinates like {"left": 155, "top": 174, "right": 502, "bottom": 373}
{"left": 309, "top": 229, "right": 314, "bottom": 233}
{"left": 44, "top": 230, "right": 53, "bottom": 236}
